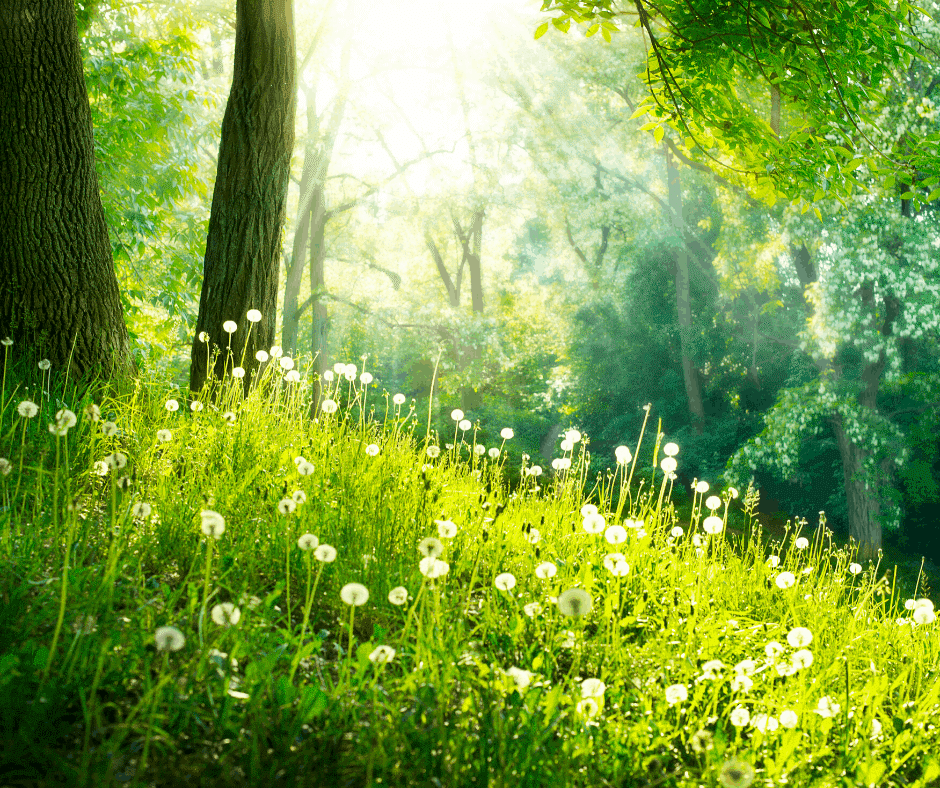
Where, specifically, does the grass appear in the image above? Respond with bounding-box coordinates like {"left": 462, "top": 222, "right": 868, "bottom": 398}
{"left": 0, "top": 345, "right": 939, "bottom": 788}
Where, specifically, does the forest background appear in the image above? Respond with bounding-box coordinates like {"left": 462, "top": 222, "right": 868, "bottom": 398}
{"left": 7, "top": 0, "right": 940, "bottom": 576}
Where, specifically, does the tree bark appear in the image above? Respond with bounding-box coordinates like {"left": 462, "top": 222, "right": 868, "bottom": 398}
{"left": 0, "top": 0, "right": 132, "bottom": 378}
{"left": 189, "top": 0, "right": 295, "bottom": 395}
{"left": 829, "top": 412, "right": 882, "bottom": 562}
{"left": 665, "top": 145, "right": 705, "bottom": 428}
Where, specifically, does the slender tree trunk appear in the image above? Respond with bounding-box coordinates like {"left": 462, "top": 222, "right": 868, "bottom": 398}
{"left": 467, "top": 208, "right": 485, "bottom": 314}
{"left": 309, "top": 214, "right": 329, "bottom": 382}
{"left": 829, "top": 413, "right": 882, "bottom": 562}
{"left": 0, "top": 0, "right": 132, "bottom": 378}
{"left": 665, "top": 146, "right": 705, "bottom": 428}
{"left": 189, "top": 0, "right": 295, "bottom": 395}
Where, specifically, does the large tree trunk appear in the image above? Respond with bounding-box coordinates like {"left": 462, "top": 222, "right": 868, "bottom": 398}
{"left": 829, "top": 413, "right": 882, "bottom": 562}
{"left": 189, "top": 0, "right": 295, "bottom": 395}
{"left": 665, "top": 146, "right": 705, "bottom": 428}
{"left": 0, "top": 0, "right": 132, "bottom": 378}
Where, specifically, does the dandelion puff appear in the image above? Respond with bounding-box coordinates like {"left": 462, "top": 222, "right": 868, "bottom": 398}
{"left": 603, "top": 553, "right": 630, "bottom": 577}
{"left": 17, "top": 401, "right": 39, "bottom": 418}
{"left": 494, "top": 573, "right": 516, "bottom": 591}
{"left": 730, "top": 674, "right": 753, "bottom": 692}
{"left": 660, "top": 457, "right": 677, "bottom": 474}
{"left": 778, "top": 709, "right": 799, "bottom": 728}
{"left": 388, "top": 586, "right": 408, "bottom": 605}
{"left": 523, "top": 602, "right": 542, "bottom": 617}
{"left": 718, "top": 757, "right": 755, "bottom": 788}
{"left": 190, "top": 400, "right": 203, "bottom": 412}
{"left": 93, "top": 460, "right": 108, "bottom": 476}
{"left": 104, "top": 452, "right": 127, "bottom": 470}
{"left": 200, "top": 510, "right": 225, "bottom": 539}
{"left": 164, "top": 398, "right": 180, "bottom": 413}
{"left": 580, "top": 503, "right": 598, "bottom": 518}
{"left": 669, "top": 526, "right": 684, "bottom": 538}
{"left": 369, "top": 645, "right": 395, "bottom": 665}
{"left": 614, "top": 446, "right": 631, "bottom": 464}
{"left": 100, "top": 420, "right": 118, "bottom": 437}
{"left": 565, "top": 429, "right": 581, "bottom": 443}
{"left": 360, "top": 372, "right": 373, "bottom": 385}
{"left": 418, "top": 537, "right": 444, "bottom": 558}
{"left": 767, "top": 555, "right": 780, "bottom": 568}
{"left": 38, "top": 359, "right": 51, "bottom": 371}
{"left": 488, "top": 447, "right": 500, "bottom": 459}
{"left": 500, "top": 428, "right": 514, "bottom": 440}
{"left": 222, "top": 411, "right": 236, "bottom": 424}
{"left": 576, "top": 698, "right": 600, "bottom": 718}
{"left": 340, "top": 583, "right": 369, "bottom": 606}
{"left": 458, "top": 419, "right": 471, "bottom": 431}
{"left": 729, "top": 707, "right": 750, "bottom": 727}
{"left": 775, "top": 571, "right": 796, "bottom": 589}
{"left": 663, "top": 442, "right": 679, "bottom": 456}
{"left": 314, "top": 544, "right": 336, "bottom": 562}
{"left": 786, "top": 626, "right": 813, "bottom": 648}
{"left": 297, "top": 533, "right": 319, "bottom": 551}
{"left": 426, "top": 445, "right": 441, "bottom": 458}
{"left": 270, "top": 345, "right": 283, "bottom": 358}
{"left": 156, "top": 429, "right": 172, "bottom": 443}
{"left": 198, "top": 332, "right": 209, "bottom": 343}
{"left": 0, "top": 337, "right": 11, "bottom": 346}
{"left": 246, "top": 309, "right": 262, "bottom": 323}
{"left": 605, "top": 525, "right": 628, "bottom": 544}
{"left": 664, "top": 684, "right": 688, "bottom": 704}
{"left": 84, "top": 403, "right": 101, "bottom": 421}
{"left": 321, "top": 399, "right": 338, "bottom": 414}
{"left": 211, "top": 602, "right": 241, "bottom": 626}
{"left": 705, "top": 495, "right": 722, "bottom": 510}
{"left": 791, "top": 649, "right": 813, "bottom": 670}
{"left": 528, "top": 465, "right": 543, "bottom": 477}
{"left": 155, "top": 626, "right": 185, "bottom": 652}
{"left": 703, "top": 515, "right": 724, "bottom": 535}
{"left": 365, "top": 443, "right": 380, "bottom": 456}
{"left": 505, "top": 666, "right": 534, "bottom": 691}
{"left": 131, "top": 502, "right": 152, "bottom": 518}
{"left": 393, "top": 393, "right": 406, "bottom": 405}
{"left": 435, "top": 519, "right": 457, "bottom": 538}
{"left": 450, "top": 409, "right": 464, "bottom": 421}
{"left": 278, "top": 498, "right": 296, "bottom": 515}
{"left": 535, "top": 562, "right": 557, "bottom": 579}
{"left": 284, "top": 370, "right": 300, "bottom": 383}
{"left": 419, "top": 556, "right": 449, "bottom": 578}
{"left": 696, "top": 480, "right": 710, "bottom": 494}
{"left": 582, "top": 512, "right": 606, "bottom": 534}
{"left": 560, "top": 439, "right": 573, "bottom": 452}
{"left": 255, "top": 350, "right": 269, "bottom": 363}
{"left": 557, "top": 588, "right": 592, "bottom": 618}
{"left": 848, "top": 562, "right": 862, "bottom": 575}
{"left": 794, "top": 536, "right": 809, "bottom": 549}
{"left": 581, "top": 678, "right": 606, "bottom": 698}
{"left": 279, "top": 356, "right": 294, "bottom": 371}
{"left": 48, "top": 422, "right": 69, "bottom": 437}
{"left": 292, "top": 490, "right": 307, "bottom": 505}
{"left": 223, "top": 320, "right": 237, "bottom": 333}
{"left": 764, "top": 640, "right": 785, "bottom": 658}
{"left": 526, "top": 528, "right": 540, "bottom": 544}
{"left": 231, "top": 367, "right": 245, "bottom": 379}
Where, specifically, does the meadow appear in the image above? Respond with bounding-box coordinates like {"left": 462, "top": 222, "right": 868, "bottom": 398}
{"left": 0, "top": 338, "right": 938, "bottom": 788}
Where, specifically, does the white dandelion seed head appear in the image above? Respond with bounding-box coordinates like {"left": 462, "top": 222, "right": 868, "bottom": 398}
{"left": 557, "top": 588, "right": 592, "bottom": 617}
{"left": 314, "top": 544, "right": 337, "bottom": 562}
{"left": 388, "top": 586, "right": 408, "bottom": 605}
{"left": 255, "top": 349, "right": 269, "bottom": 363}
{"left": 53, "top": 409, "right": 76, "bottom": 428}
{"left": 17, "top": 400, "right": 39, "bottom": 418}
{"left": 292, "top": 490, "right": 307, "bottom": 505}
{"left": 425, "top": 445, "right": 441, "bottom": 458}
{"left": 794, "top": 536, "right": 809, "bottom": 549}
{"left": 211, "top": 602, "right": 241, "bottom": 626}
{"left": 365, "top": 443, "right": 380, "bottom": 456}
{"left": 38, "top": 359, "right": 51, "bottom": 371}
{"left": 703, "top": 516, "right": 724, "bottom": 535}
{"left": 269, "top": 345, "right": 283, "bottom": 358}
{"left": 340, "top": 583, "right": 369, "bottom": 606}
{"left": 277, "top": 498, "right": 296, "bottom": 515}
{"left": 582, "top": 512, "right": 606, "bottom": 534}
{"left": 705, "top": 495, "right": 722, "bottom": 511}
{"left": 321, "top": 399, "right": 338, "bottom": 414}
{"left": 100, "top": 420, "right": 118, "bottom": 437}
{"left": 222, "top": 320, "right": 237, "bottom": 334}
{"left": 560, "top": 439, "right": 573, "bottom": 452}
{"left": 200, "top": 510, "right": 225, "bottom": 539}
{"left": 297, "top": 533, "right": 319, "bottom": 551}
{"left": 369, "top": 645, "right": 396, "bottom": 665}
{"left": 576, "top": 697, "right": 600, "bottom": 718}
{"left": 660, "top": 457, "right": 678, "bottom": 474}
{"left": 665, "top": 684, "right": 688, "bottom": 704}
{"left": 500, "top": 427, "right": 514, "bottom": 440}
{"left": 767, "top": 555, "right": 780, "bottom": 568}
{"left": 164, "top": 398, "right": 179, "bottom": 412}
{"left": 435, "top": 519, "right": 457, "bottom": 539}
{"left": 523, "top": 602, "right": 542, "bottom": 617}
{"left": 279, "top": 356, "right": 294, "bottom": 371}
{"left": 418, "top": 537, "right": 444, "bottom": 558}
{"left": 786, "top": 626, "right": 813, "bottom": 648}
{"left": 564, "top": 429, "right": 581, "bottom": 444}
{"left": 778, "top": 709, "right": 799, "bottom": 728}
{"left": 505, "top": 666, "right": 534, "bottom": 691}
{"left": 848, "top": 562, "right": 862, "bottom": 575}
{"left": 581, "top": 678, "right": 606, "bottom": 698}
{"left": 535, "top": 562, "right": 557, "bottom": 579}
{"left": 393, "top": 393, "right": 406, "bottom": 405}
{"left": 729, "top": 707, "right": 750, "bottom": 727}
{"left": 603, "top": 553, "right": 630, "bottom": 576}
{"left": 359, "top": 372, "right": 373, "bottom": 385}
{"left": 488, "top": 447, "right": 500, "bottom": 459}
{"left": 297, "top": 459, "right": 315, "bottom": 476}
{"left": 775, "top": 571, "right": 796, "bottom": 589}
{"left": 450, "top": 409, "right": 464, "bottom": 421}
{"left": 494, "top": 573, "right": 516, "bottom": 591}
{"left": 190, "top": 400, "right": 203, "bottom": 412}
{"left": 131, "top": 501, "right": 152, "bottom": 518}
{"left": 614, "top": 445, "right": 632, "bottom": 464}
{"left": 155, "top": 625, "right": 185, "bottom": 652}
{"left": 458, "top": 419, "right": 471, "bottom": 431}
{"left": 84, "top": 403, "right": 101, "bottom": 421}
{"left": 231, "top": 367, "right": 245, "bottom": 379}
{"left": 246, "top": 309, "right": 262, "bottom": 323}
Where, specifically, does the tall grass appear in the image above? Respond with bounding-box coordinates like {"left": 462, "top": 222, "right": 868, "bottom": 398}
{"left": 0, "top": 341, "right": 938, "bottom": 788}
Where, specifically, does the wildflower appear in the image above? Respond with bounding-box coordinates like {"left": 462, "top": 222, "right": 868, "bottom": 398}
{"left": 278, "top": 498, "right": 296, "bottom": 515}
{"left": 527, "top": 465, "right": 542, "bottom": 477}
{"left": 576, "top": 698, "right": 600, "bottom": 718}
{"left": 703, "top": 516, "right": 724, "bottom": 535}
{"left": 814, "top": 696, "right": 840, "bottom": 717}
{"left": 500, "top": 428, "right": 514, "bottom": 439}
{"left": 156, "top": 429, "right": 172, "bottom": 442}
{"left": 49, "top": 422, "right": 69, "bottom": 437}
{"left": 0, "top": 458, "right": 10, "bottom": 476}
{"left": 292, "top": 490, "right": 307, "bottom": 505}
{"left": 388, "top": 586, "right": 408, "bottom": 605}
{"left": 101, "top": 420, "right": 118, "bottom": 437}
{"left": 365, "top": 443, "right": 380, "bottom": 456}
{"left": 436, "top": 519, "right": 457, "bottom": 538}
{"left": 583, "top": 512, "right": 606, "bottom": 534}
{"left": 778, "top": 709, "right": 799, "bottom": 728}
{"left": 369, "top": 645, "right": 395, "bottom": 665}
{"left": 775, "top": 661, "right": 796, "bottom": 677}
{"left": 458, "top": 419, "right": 471, "bottom": 431}
{"left": 791, "top": 649, "right": 813, "bottom": 670}
{"left": 473, "top": 444, "right": 486, "bottom": 456}
{"left": 700, "top": 660, "right": 725, "bottom": 680}
{"left": 270, "top": 345, "right": 283, "bottom": 358}
{"left": 297, "top": 459, "right": 315, "bottom": 476}
{"left": 603, "top": 553, "right": 630, "bottom": 577}
{"left": 523, "top": 602, "right": 542, "bottom": 617}
{"left": 730, "top": 674, "right": 753, "bottom": 692}
{"left": 794, "top": 536, "right": 809, "bottom": 549}
{"left": 222, "top": 411, "right": 237, "bottom": 424}
{"left": 38, "top": 359, "right": 51, "bottom": 371}
{"left": 198, "top": 331, "right": 209, "bottom": 343}
{"left": 343, "top": 366, "right": 357, "bottom": 381}
{"left": 200, "top": 510, "right": 225, "bottom": 539}
{"left": 557, "top": 588, "right": 592, "bottom": 617}
{"left": 848, "top": 563, "right": 862, "bottom": 575}
{"left": 728, "top": 486, "right": 739, "bottom": 498}
{"left": 505, "top": 666, "right": 534, "bottom": 691}
{"left": 426, "top": 445, "right": 441, "bottom": 458}
{"left": 83, "top": 403, "right": 101, "bottom": 421}
{"left": 211, "top": 602, "right": 241, "bottom": 626}
{"left": 246, "top": 309, "right": 262, "bottom": 322}
{"left": 256, "top": 350, "right": 269, "bottom": 363}
{"left": 660, "top": 457, "right": 677, "bottom": 474}
{"left": 155, "top": 625, "right": 186, "bottom": 652}
{"left": 560, "top": 439, "right": 573, "bottom": 452}
{"left": 733, "top": 659, "right": 757, "bottom": 676}
{"left": 535, "top": 562, "right": 557, "bottom": 579}
{"left": 664, "top": 684, "right": 687, "bottom": 704}
{"left": 298, "top": 533, "right": 319, "bottom": 551}
{"left": 93, "top": 460, "right": 108, "bottom": 476}
{"left": 912, "top": 600, "right": 936, "bottom": 624}
{"left": 0, "top": 337, "right": 11, "bottom": 346}
{"left": 767, "top": 555, "right": 780, "bottom": 568}
{"left": 418, "top": 537, "right": 444, "bottom": 558}
{"left": 580, "top": 504, "right": 598, "bottom": 517}
{"left": 552, "top": 458, "right": 571, "bottom": 471}
{"left": 689, "top": 729, "right": 713, "bottom": 753}
{"left": 669, "top": 526, "right": 684, "bottom": 538}
{"left": 314, "top": 544, "right": 337, "bottom": 562}
{"left": 775, "top": 572, "right": 796, "bottom": 589}
{"left": 751, "top": 713, "right": 778, "bottom": 734}
{"left": 104, "top": 452, "right": 127, "bottom": 470}
{"left": 718, "top": 757, "right": 755, "bottom": 788}
{"left": 581, "top": 678, "right": 606, "bottom": 698}
{"left": 17, "top": 401, "right": 39, "bottom": 418}
{"left": 360, "top": 372, "right": 373, "bottom": 385}
{"left": 393, "top": 393, "right": 406, "bottom": 405}
{"left": 764, "top": 641, "right": 785, "bottom": 658}
{"left": 419, "top": 556, "right": 449, "bottom": 578}
{"left": 705, "top": 495, "right": 722, "bottom": 510}
{"left": 321, "top": 399, "right": 338, "bottom": 414}
{"left": 614, "top": 446, "right": 631, "bottom": 464}
{"left": 279, "top": 356, "right": 294, "bottom": 371}
{"left": 340, "top": 583, "right": 369, "bottom": 606}
{"left": 695, "top": 481, "right": 709, "bottom": 494}
{"left": 190, "top": 400, "right": 203, "bottom": 412}
{"left": 526, "top": 528, "right": 540, "bottom": 544}
{"left": 729, "top": 707, "right": 750, "bottom": 727}
{"left": 131, "top": 502, "right": 152, "bottom": 518}
{"left": 223, "top": 320, "right": 237, "bottom": 333}
{"left": 786, "top": 626, "right": 813, "bottom": 648}
{"left": 71, "top": 614, "right": 98, "bottom": 635}
{"left": 494, "top": 573, "right": 516, "bottom": 591}
{"left": 231, "top": 367, "right": 245, "bottom": 379}
{"left": 451, "top": 409, "right": 464, "bottom": 421}
{"left": 663, "top": 442, "right": 679, "bottom": 456}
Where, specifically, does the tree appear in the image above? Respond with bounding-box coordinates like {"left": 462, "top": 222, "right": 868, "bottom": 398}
{"left": 0, "top": 0, "right": 133, "bottom": 377}
{"left": 189, "top": 0, "right": 295, "bottom": 394}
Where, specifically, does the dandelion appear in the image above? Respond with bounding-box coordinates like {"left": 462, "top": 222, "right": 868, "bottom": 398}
{"left": 488, "top": 447, "right": 500, "bottom": 459}
{"left": 535, "top": 562, "right": 557, "bottom": 579}
{"left": 211, "top": 602, "right": 241, "bottom": 626}
{"left": 292, "top": 490, "right": 307, "bottom": 505}
{"left": 426, "top": 445, "right": 441, "bottom": 458}
{"left": 222, "top": 411, "right": 237, "bottom": 424}
{"left": 297, "top": 459, "right": 315, "bottom": 476}
{"left": 775, "top": 572, "right": 796, "bottom": 589}
{"left": 200, "top": 510, "right": 225, "bottom": 539}
{"left": 231, "top": 367, "right": 245, "bottom": 379}
{"left": 116, "top": 475, "right": 132, "bottom": 490}
{"left": 104, "top": 452, "right": 127, "bottom": 470}
{"left": 701, "top": 660, "right": 725, "bottom": 680}
{"left": 155, "top": 626, "right": 185, "bottom": 652}
{"left": 131, "top": 502, "right": 152, "bottom": 518}
{"left": 314, "top": 544, "right": 337, "bottom": 562}
{"left": 576, "top": 698, "right": 600, "bottom": 718}
{"left": 767, "top": 555, "right": 780, "bottom": 568}
{"left": 93, "top": 460, "right": 108, "bottom": 476}
{"left": 419, "top": 556, "right": 449, "bottom": 578}
{"left": 663, "top": 442, "right": 679, "bottom": 456}
{"left": 664, "top": 684, "right": 688, "bottom": 704}
{"left": 913, "top": 601, "right": 936, "bottom": 625}
{"left": 279, "top": 356, "right": 294, "bottom": 371}
{"left": 436, "top": 519, "right": 457, "bottom": 539}
{"left": 256, "top": 350, "right": 269, "bottom": 363}
{"left": 17, "top": 401, "right": 39, "bottom": 418}
{"left": 343, "top": 364, "right": 357, "bottom": 381}
{"left": 388, "top": 586, "right": 408, "bottom": 605}
{"left": 340, "top": 583, "right": 369, "bottom": 606}
{"left": 583, "top": 512, "right": 606, "bottom": 534}
{"left": 38, "top": 359, "right": 51, "bottom": 371}
{"left": 705, "top": 495, "right": 722, "bottom": 510}
{"left": 500, "top": 427, "right": 514, "bottom": 439}
{"left": 729, "top": 707, "right": 750, "bottom": 727}
{"left": 156, "top": 429, "right": 172, "bottom": 443}
{"left": 778, "top": 709, "right": 799, "bottom": 728}
{"left": 689, "top": 729, "right": 713, "bottom": 754}
{"left": 321, "top": 399, "right": 338, "bottom": 414}
{"left": 0, "top": 338, "right": 11, "bottom": 346}
{"left": 369, "top": 645, "right": 396, "bottom": 665}
{"left": 270, "top": 346, "right": 283, "bottom": 358}
{"left": 198, "top": 331, "right": 209, "bottom": 343}
{"left": 669, "top": 526, "right": 684, "bottom": 538}
{"left": 494, "top": 573, "right": 516, "bottom": 591}
{"left": 52, "top": 409, "right": 75, "bottom": 430}
{"left": 365, "top": 443, "right": 380, "bottom": 456}
{"left": 718, "top": 757, "right": 755, "bottom": 788}
{"left": 505, "top": 666, "right": 534, "bottom": 691}
{"left": 458, "top": 419, "right": 471, "bottom": 431}
{"left": 730, "top": 674, "right": 753, "bottom": 692}
{"left": 560, "top": 439, "right": 573, "bottom": 452}
{"left": 298, "top": 533, "right": 319, "bottom": 551}
{"left": 764, "top": 641, "right": 785, "bottom": 658}
{"left": 278, "top": 498, "right": 296, "bottom": 515}
{"left": 786, "top": 626, "right": 813, "bottom": 648}
{"left": 703, "top": 515, "right": 724, "bottom": 535}
{"left": 223, "top": 320, "right": 237, "bottom": 333}
{"left": 528, "top": 465, "right": 543, "bottom": 477}
{"left": 791, "top": 649, "right": 813, "bottom": 670}
{"left": 552, "top": 457, "right": 571, "bottom": 471}
{"left": 474, "top": 444, "right": 486, "bottom": 456}
{"left": 523, "top": 602, "right": 542, "bottom": 617}
{"left": 794, "top": 536, "right": 809, "bottom": 549}
{"left": 660, "top": 457, "right": 677, "bottom": 474}
{"left": 565, "top": 429, "right": 581, "bottom": 443}
{"left": 451, "top": 409, "right": 464, "bottom": 421}
{"left": 418, "top": 537, "right": 444, "bottom": 558}
{"left": 734, "top": 659, "right": 757, "bottom": 676}
{"left": 580, "top": 504, "right": 598, "bottom": 517}
{"left": 190, "top": 400, "right": 203, "bottom": 412}
{"left": 246, "top": 309, "right": 262, "bottom": 323}
{"left": 48, "top": 422, "right": 69, "bottom": 437}
{"left": 0, "top": 458, "right": 10, "bottom": 476}
{"left": 614, "top": 446, "right": 632, "bottom": 464}
{"left": 751, "top": 713, "right": 779, "bottom": 734}
{"left": 101, "top": 420, "right": 118, "bottom": 437}
{"left": 84, "top": 403, "right": 101, "bottom": 421}
{"left": 581, "top": 678, "right": 606, "bottom": 698}
{"left": 557, "top": 588, "right": 592, "bottom": 617}
{"left": 814, "top": 696, "right": 840, "bottom": 717}
{"left": 603, "top": 553, "right": 630, "bottom": 576}
{"left": 393, "top": 393, "right": 406, "bottom": 405}
{"left": 526, "top": 528, "right": 540, "bottom": 544}
{"left": 359, "top": 372, "right": 373, "bottom": 385}
{"left": 848, "top": 562, "right": 862, "bottom": 575}
{"left": 695, "top": 480, "right": 709, "bottom": 494}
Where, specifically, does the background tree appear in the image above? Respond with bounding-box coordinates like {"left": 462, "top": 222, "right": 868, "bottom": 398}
{"left": 0, "top": 0, "right": 133, "bottom": 377}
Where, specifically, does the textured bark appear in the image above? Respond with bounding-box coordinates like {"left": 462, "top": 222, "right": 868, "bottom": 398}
{"left": 0, "top": 0, "right": 132, "bottom": 378}
{"left": 829, "top": 412, "right": 881, "bottom": 562}
{"left": 665, "top": 146, "right": 705, "bottom": 428}
{"left": 189, "top": 0, "right": 295, "bottom": 394}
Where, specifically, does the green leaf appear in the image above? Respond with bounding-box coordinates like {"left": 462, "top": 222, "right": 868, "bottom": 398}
{"left": 534, "top": 21, "right": 549, "bottom": 39}
{"left": 653, "top": 125, "right": 665, "bottom": 143}
{"left": 585, "top": 22, "right": 599, "bottom": 37}
{"left": 629, "top": 105, "right": 651, "bottom": 120}
{"left": 900, "top": 191, "right": 915, "bottom": 200}
{"left": 602, "top": 26, "right": 611, "bottom": 41}
{"left": 926, "top": 188, "right": 940, "bottom": 202}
